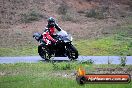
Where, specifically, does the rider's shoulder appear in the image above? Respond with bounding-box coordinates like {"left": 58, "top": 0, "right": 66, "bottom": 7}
{"left": 55, "top": 22, "right": 59, "bottom": 26}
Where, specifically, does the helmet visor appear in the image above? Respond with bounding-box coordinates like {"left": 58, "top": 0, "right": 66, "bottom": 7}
{"left": 49, "top": 22, "right": 55, "bottom": 27}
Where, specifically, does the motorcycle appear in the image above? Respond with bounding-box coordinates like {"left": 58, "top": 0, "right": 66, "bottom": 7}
{"left": 33, "top": 30, "right": 78, "bottom": 60}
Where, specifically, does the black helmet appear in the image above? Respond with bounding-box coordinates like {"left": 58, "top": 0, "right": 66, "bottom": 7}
{"left": 48, "top": 17, "right": 55, "bottom": 23}
{"left": 47, "top": 17, "right": 55, "bottom": 27}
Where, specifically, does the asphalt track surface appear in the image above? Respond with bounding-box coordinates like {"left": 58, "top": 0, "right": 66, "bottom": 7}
{"left": 0, "top": 56, "right": 132, "bottom": 64}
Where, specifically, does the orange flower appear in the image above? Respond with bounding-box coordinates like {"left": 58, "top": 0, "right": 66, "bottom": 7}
{"left": 78, "top": 66, "right": 86, "bottom": 76}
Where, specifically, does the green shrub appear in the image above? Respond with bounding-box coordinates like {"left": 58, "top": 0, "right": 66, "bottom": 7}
{"left": 21, "top": 11, "right": 45, "bottom": 23}
{"left": 85, "top": 9, "right": 105, "bottom": 19}
{"left": 57, "top": 3, "right": 68, "bottom": 15}
{"left": 61, "top": 13, "right": 72, "bottom": 21}
{"left": 85, "top": 9, "right": 97, "bottom": 18}
{"left": 80, "top": 59, "right": 94, "bottom": 65}
{"left": 119, "top": 56, "right": 127, "bottom": 67}
{"left": 114, "top": 34, "right": 125, "bottom": 41}
{"left": 61, "top": 12, "right": 77, "bottom": 22}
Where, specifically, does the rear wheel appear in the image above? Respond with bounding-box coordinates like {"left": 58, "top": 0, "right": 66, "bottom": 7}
{"left": 38, "top": 45, "right": 51, "bottom": 60}
{"left": 66, "top": 45, "right": 78, "bottom": 60}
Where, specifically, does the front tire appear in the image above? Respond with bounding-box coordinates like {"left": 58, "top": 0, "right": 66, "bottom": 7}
{"left": 38, "top": 45, "right": 51, "bottom": 60}
{"left": 66, "top": 44, "right": 78, "bottom": 60}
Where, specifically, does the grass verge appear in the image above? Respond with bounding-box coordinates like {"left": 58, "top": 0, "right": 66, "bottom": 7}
{"left": 0, "top": 45, "right": 38, "bottom": 57}
{"left": 0, "top": 62, "right": 132, "bottom": 88}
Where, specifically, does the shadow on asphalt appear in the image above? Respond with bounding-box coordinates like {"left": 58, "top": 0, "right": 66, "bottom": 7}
{"left": 39, "top": 59, "right": 77, "bottom": 63}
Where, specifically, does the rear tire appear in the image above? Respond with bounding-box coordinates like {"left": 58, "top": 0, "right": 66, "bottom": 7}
{"left": 66, "top": 45, "right": 78, "bottom": 60}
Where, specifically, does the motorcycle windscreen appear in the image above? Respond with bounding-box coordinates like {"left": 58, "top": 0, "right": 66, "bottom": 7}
{"left": 67, "top": 34, "right": 73, "bottom": 41}
{"left": 57, "top": 30, "right": 68, "bottom": 37}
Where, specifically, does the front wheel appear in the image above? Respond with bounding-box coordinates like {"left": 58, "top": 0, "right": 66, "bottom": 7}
{"left": 38, "top": 45, "right": 51, "bottom": 60}
{"left": 66, "top": 44, "right": 78, "bottom": 60}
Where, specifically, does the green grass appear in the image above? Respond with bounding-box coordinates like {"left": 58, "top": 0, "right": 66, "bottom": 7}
{"left": 75, "top": 36, "right": 132, "bottom": 55}
{"left": 0, "top": 45, "right": 38, "bottom": 57}
{"left": 0, "top": 63, "right": 132, "bottom": 88}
